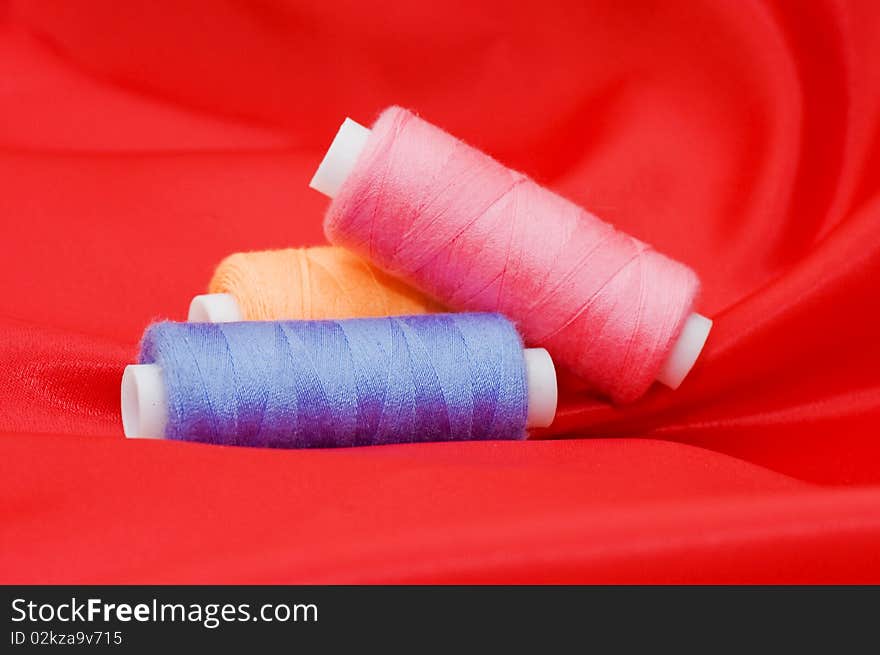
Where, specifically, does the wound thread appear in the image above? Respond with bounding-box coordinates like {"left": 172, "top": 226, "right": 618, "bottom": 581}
{"left": 139, "top": 313, "right": 528, "bottom": 447}
{"left": 209, "top": 246, "right": 444, "bottom": 320}
{"left": 325, "top": 107, "right": 701, "bottom": 403}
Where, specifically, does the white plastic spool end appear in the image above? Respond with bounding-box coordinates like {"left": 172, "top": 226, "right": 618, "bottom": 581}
{"left": 656, "top": 312, "right": 713, "bottom": 390}
{"left": 188, "top": 293, "right": 243, "bottom": 322}
{"left": 524, "top": 347, "right": 557, "bottom": 428}
{"left": 121, "top": 364, "right": 168, "bottom": 439}
{"left": 309, "top": 117, "right": 371, "bottom": 198}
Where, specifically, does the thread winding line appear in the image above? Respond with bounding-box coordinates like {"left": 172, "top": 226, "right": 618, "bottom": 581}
{"left": 325, "top": 107, "right": 700, "bottom": 402}
{"left": 138, "top": 314, "right": 528, "bottom": 447}
{"left": 209, "top": 246, "right": 445, "bottom": 320}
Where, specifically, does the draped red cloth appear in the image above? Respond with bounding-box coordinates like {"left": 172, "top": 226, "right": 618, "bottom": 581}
{"left": 2, "top": 0, "right": 880, "bottom": 583}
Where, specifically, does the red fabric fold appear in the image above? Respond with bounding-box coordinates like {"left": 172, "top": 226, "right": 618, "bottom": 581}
{"left": 2, "top": 0, "right": 879, "bottom": 582}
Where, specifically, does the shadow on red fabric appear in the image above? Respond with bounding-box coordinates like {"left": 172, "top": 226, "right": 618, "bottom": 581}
{"left": 2, "top": 0, "right": 879, "bottom": 583}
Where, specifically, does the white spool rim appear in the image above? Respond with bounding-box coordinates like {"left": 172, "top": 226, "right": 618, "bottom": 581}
{"left": 656, "top": 312, "right": 713, "bottom": 390}
{"left": 121, "top": 364, "right": 168, "bottom": 439}
{"left": 524, "top": 347, "right": 557, "bottom": 428}
{"left": 188, "top": 293, "right": 243, "bottom": 322}
{"left": 309, "top": 117, "right": 371, "bottom": 198}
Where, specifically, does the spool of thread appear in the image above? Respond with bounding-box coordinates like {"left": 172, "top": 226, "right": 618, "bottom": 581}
{"left": 189, "top": 246, "right": 443, "bottom": 323}
{"left": 311, "top": 108, "right": 712, "bottom": 403}
{"left": 121, "top": 314, "right": 557, "bottom": 447}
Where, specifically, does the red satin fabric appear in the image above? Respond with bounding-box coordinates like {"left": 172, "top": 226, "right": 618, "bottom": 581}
{"left": 2, "top": 0, "right": 880, "bottom": 583}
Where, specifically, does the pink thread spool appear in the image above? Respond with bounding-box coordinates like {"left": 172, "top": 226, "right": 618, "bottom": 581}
{"left": 310, "top": 108, "right": 711, "bottom": 403}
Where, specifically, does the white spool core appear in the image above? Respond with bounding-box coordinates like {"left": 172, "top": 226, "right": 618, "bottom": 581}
{"left": 121, "top": 364, "right": 168, "bottom": 439}
{"left": 120, "top": 347, "right": 557, "bottom": 439}
{"left": 311, "top": 117, "right": 713, "bottom": 393}
{"left": 523, "top": 348, "right": 557, "bottom": 428}
{"left": 656, "top": 312, "right": 713, "bottom": 390}
{"left": 309, "top": 118, "right": 371, "bottom": 197}
{"left": 188, "top": 293, "right": 243, "bottom": 322}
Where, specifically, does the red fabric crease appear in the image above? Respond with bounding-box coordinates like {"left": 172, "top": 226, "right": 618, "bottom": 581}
{"left": 1, "top": 0, "right": 879, "bottom": 582}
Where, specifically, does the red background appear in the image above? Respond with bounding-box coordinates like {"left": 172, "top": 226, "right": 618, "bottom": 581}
{"left": 2, "top": 0, "right": 880, "bottom": 582}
